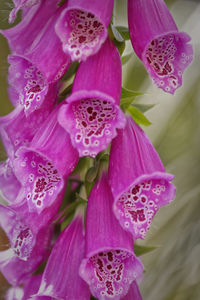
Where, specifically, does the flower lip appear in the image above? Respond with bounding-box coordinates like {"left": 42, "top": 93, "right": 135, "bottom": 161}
{"left": 55, "top": 7, "right": 108, "bottom": 61}
{"left": 80, "top": 247, "right": 143, "bottom": 300}
{"left": 142, "top": 31, "right": 193, "bottom": 94}
{"left": 14, "top": 147, "right": 64, "bottom": 213}
{"left": 58, "top": 91, "right": 126, "bottom": 158}
{"left": 113, "top": 171, "right": 176, "bottom": 240}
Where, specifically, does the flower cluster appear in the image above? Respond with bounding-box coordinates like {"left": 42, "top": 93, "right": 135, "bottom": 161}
{"left": 0, "top": 0, "right": 193, "bottom": 299}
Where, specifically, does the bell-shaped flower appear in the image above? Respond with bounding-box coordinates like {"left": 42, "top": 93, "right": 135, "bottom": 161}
{"left": 0, "top": 84, "right": 57, "bottom": 158}
{"left": 80, "top": 174, "right": 143, "bottom": 300}
{"left": 128, "top": 0, "right": 193, "bottom": 94}
{"left": 55, "top": 0, "right": 114, "bottom": 61}
{"left": 0, "top": 188, "right": 64, "bottom": 285}
{"left": 58, "top": 38, "right": 126, "bottom": 158}
{"left": 1, "top": 0, "right": 70, "bottom": 114}
{"left": 8, "top": 0, "right": 40, "bottom": 23}
{"left": 108, "top": 116, "right": 176, "bottom": 240}
{"left": 0, "top": 159, "right": 21, "bottom": 204}
{"left": 13, "top": 106, "right": 79, "bottom": 213}
{"left": 36, "top": 206, "right": 90, "bottom": 300}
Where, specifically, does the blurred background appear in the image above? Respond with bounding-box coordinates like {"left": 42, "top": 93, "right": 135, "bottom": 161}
{"left": 0, "top": 0, "right": 200, "bottom": 299}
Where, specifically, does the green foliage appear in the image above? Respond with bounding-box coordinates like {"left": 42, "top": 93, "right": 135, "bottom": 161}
{"left": 115, "top": 26, "right": 130, "bottom": 41}
{"left": 127, "top": 106, "right": 151, "bottom": 126}
{"left": 120, "top": 87, "right": 142, "bottom": 110}
{"left": 134, "top": 244, "right": 158, "bottom": 256}
{"left": 133, "top": 103, "right": 155, "bottom": 113}
{"left": 121, "top": 53, "right": 132, "bottom": 65}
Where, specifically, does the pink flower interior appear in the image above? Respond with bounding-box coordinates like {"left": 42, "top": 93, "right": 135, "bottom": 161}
{"left": 66, "top": 98, "right": 124, "bottom": 157}
{"left": 144, "top": 32, "right": 193, "bottom": 94}
{"left": 114, "top": 179, "right": 172, "bottom": 239}
{"left": 11, "top": 222, "right": 34, "bottom": 261}
{"left": 61, "top": 9, "right": 106, "bottom": 61}
{"left": 16, "top": 151, "right": 62, "bottom": 213}
{"left": 83, "top": 250, "right": 138, "bottom": 300}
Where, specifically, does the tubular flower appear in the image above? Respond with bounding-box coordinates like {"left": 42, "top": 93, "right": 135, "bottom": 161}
{"left": 0, "top": 188, "right": 64, "bottom": 286}
{"left": 8, "top": 0, "right": 40, "bottom": 23}
{"left": 0, "top": 84, "right": 57, "bottom": 158}
{"left": 128, "top": 0, "right": 193, "bottom": 94}
{"left": 58, "top": 38, "right": 126, "bottom": 158}
{"left": 55, "top": 0, "right": 114, "bottom": 61}
{"left": 108, "top": 117, "right": 176, "bottom": 240}
{"left": 13, "top": 106, "right": 79, "bottom": 213}
{"left": 80, "top": 174, "right": 143, "bottom": 300}
{"left": 37, "top": 208, "right": 90, "bottom": 300}
{"left": 1, "top": 0, "right": 70, "bottom": 114}
{"left": 0, "top": 188, "right": 63, "bottom": 262}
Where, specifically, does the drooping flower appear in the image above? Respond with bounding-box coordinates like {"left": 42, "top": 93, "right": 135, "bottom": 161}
{"left": 0, "top": 188, "right": 64, "bottom": 285}
{"left": 0, "top": 187, "right": 63, "bottom": 261}
{"left": 128, "top": 0, "right": 193, "bottom": 94}
{"left": 55, "top": 0, "right": 114, "bottom": 61}
{"left": 13, "top": 106, "right": 79, "bottom": 213}
{"left": 8, "top": 0, "right": 40, "bottom": 23}
{"left": 1, "top": 0, "right": 70, "bottom": 114}
{"left": 58, "top": 38, "right": 126, "bottom": 158}
{"left": 0, "top": 84, "right": 57, "bottom": 158}
{"left": 108, "top": 116, "right": 176, "bottom": 240}
{"left": 36, "top": 206, "right": 90, "bottom": 300}
{"left": 80, "top": 174, "right": 143, "bottom": 300}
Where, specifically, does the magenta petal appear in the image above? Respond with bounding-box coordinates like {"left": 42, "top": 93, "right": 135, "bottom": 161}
{"left": 37, "top": 213, "right": 90, "bottom": 300}
{"left": 58, "top": 39, "right": 126, "bottom": 157}
{"left": 0, "top": 225, "right": 52, "bottom": 285}
{"left": 80, "top": 174, "right": 143, "bottom": 300}
{"left": 55, "top": 0, "right": 114, "bottom": 61}
{"left": 128, "top": 0, "right": 193, "bottom": 94}
{"left": 13, "top": 107, "right": 78, "bottom": 213}
{"left": 22, "top": 274, "right": 52, "bottom": 300}
{"left": 0, "top": 85, "right": 57, "bottom": 155}
{"left": 2, "top": 0, "right": 70, "bottom": 84}
{"left": 108, "top": 117, "right": 176, "bottom": 240}
{"left": 0, "top": 160, "right": 21, "bottom": 203}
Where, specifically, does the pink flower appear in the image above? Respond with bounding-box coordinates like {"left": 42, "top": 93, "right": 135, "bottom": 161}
{"left": 108, "top": 117, "right": 176, "bottom": 240}
{"left": 58, "top": 38, "right": 126, "bottom": 158}
{"left": 128, "top": 0, "right": 193, "bottom": 94}
{"left": 55, "top": 0, "right": 114, "bottom": 61}
{"left": 80, "top": 174, "right": 143, "bottom": 299}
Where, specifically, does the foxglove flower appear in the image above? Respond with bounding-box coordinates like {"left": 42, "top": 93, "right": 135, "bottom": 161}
{"left": 0, "top": 223, "right": 52, "bottom": 285}
{"left": 128, "top": 0, "right": 193, "bottom": 94}
{"left": 13, "top": 106, "right": 79, "bottom": 213}
{"left": 9, "top": 0, "right": 40, "bottom": 23}
{"left": 55, "top": 0, "right": 114, "bottom": 61}
{"left": 1, "top": 0, "right": 70, "bottom": 114}
{"left": 80, "top": 174, "right": 143, "bottom": 300}
{"left": 37, "top": 207, "right": 90, "bottom": 300}
{"left": 108, "top": 117, "right": 176, "bottom": 240}
{"left": 58, "top": 38, "right": 126, "bottom": 158}
{"left": 0, "top": 84, "right": 57, "bottom": 158}
{"left": 0, "top": 187, "right": 63, "bottom": 262}
{"left": 0, "top": 159, "right": 21, "bottom": 204}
